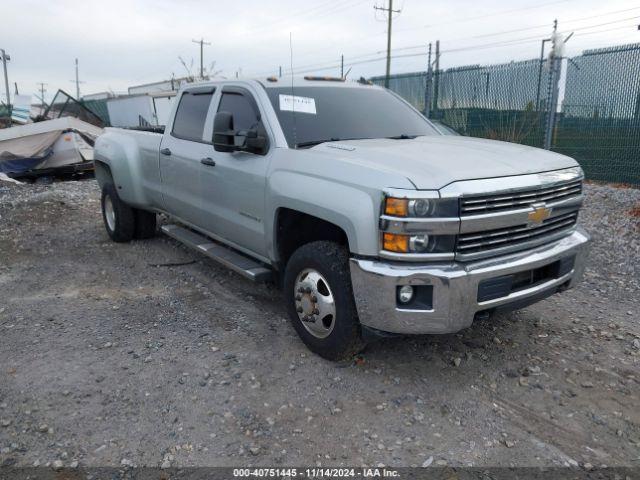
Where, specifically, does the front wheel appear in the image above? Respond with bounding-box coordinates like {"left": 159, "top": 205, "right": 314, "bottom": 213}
{"left": 283, "top": 241, "right": 364, "bottom": 361}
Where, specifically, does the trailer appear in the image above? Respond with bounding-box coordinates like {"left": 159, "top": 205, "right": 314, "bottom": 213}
{"left": 106, "top": 92, "right": 176, "bottom": 128}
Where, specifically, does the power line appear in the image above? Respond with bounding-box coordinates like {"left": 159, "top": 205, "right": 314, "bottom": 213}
{"left": 285, "top": 22, "right": 639, "bottom": 77}
{"left": 393, "top": 0, "right": 573, "bottom": 34}
{"left": 242, "top": 0, "right": 363, "bottom": 34}
{"left": 571, "top": 23, "right": 640, "bottom": 39}
{"left": 440, "top": 24, "right": 639, "bottom": 55}
{"left": 396, "top": 14, "right": 640, "bottom": 50}
{"left": 252, "top": 6, "right": 640, "bottom": 79}
{"left": 308, "top": 0, "right": 369, "bottom": 22}
{"left": 472, "top": 6, "right": 640, "bottom": 39}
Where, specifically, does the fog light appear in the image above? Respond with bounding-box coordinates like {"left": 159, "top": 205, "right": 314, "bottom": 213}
{"left": 398, "top": 285, "right": 414, "bottom": 304}
{"left": 409, "top": 234, "right": 430, "bottom": 253}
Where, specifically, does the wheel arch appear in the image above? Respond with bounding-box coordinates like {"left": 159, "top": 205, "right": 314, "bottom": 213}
{"left": 273, "top": 208, "right": 350, "bottom": 270}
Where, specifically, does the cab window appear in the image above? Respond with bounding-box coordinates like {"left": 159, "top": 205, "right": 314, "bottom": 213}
{"left": 172, "top": 91, "right": 213, "bottom": 142}
{"left": 217, "top": 92, "right": 260, "bottom": 132}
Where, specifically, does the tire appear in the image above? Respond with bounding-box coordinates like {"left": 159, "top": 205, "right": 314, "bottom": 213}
{"left": 283, "top": 241, "right": 364, "bottom": 361}
{"left": 133, "top": 209, "right": 157, "bottom": 239}
{"left": 101, "top": 183, "right": 135, "bottom": 242}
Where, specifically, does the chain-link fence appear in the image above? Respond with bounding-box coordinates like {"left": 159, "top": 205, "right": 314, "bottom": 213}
{"left": 379, "top": 71, "right": 428, "bottom": 112}
{"left": 371, "top": 42, "right": 640, "bottom": 186}
{"left": 436, "top": 59, "right": 549, "bottom": 148}
{"left": 553, "top": 44, "right": 640, "bottom": 185}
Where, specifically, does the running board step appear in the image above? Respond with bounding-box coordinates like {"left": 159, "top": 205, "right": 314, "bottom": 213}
{"left": 161, "top": 224, "right": 272, "bottom": 282}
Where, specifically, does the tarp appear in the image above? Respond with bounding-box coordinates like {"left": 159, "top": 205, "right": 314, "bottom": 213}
{"left": 0, "top": 131, "right": 59, "bottom": 174}
{"left": 0, "top": 117, "right": 103, "bottom": 175}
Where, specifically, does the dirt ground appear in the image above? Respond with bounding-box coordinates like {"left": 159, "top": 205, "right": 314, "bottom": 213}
{"left": 0, "top": 179, "right": 638, "bottom": 469}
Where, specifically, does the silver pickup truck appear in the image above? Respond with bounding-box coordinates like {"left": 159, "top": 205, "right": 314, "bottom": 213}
{"left": 94, "top": 77, "right": 590, "bottom": 360}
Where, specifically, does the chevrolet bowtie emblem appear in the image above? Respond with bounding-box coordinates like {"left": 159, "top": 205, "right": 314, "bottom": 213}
{"left": 528, "top": 203, "right": 552, "bottom": 225}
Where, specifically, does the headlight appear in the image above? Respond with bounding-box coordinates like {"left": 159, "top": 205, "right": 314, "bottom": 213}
{"left": 383, "top": 232, "right": 456, "bottom": 253}
{"left": 384, "top": 196, "right": 457, "bottom": 218}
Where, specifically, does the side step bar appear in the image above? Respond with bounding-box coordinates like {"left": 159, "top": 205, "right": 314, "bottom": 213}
{"left": 161, "top": 224, "right": 273, "bottom": 282}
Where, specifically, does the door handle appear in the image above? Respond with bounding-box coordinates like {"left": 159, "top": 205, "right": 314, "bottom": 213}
{"left": 160, "top": 148, "right": 172, "bottom": 156}
{"left": 200, "top": 157, "right": 216, "bottom": 166}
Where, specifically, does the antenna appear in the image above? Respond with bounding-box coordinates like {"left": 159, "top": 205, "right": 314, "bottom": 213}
{"left": 289, "top": 32, "right": 298, "bottom": 148}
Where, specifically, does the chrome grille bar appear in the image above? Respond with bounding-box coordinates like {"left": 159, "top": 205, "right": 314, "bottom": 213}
{"left": 461, "top": 179, "right": 583, "bottom": 215}
{"left": 457, "top": 212, "right": 578, "bottom": 254}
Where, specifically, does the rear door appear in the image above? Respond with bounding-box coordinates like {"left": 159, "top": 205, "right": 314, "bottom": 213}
{"left": 159, "top": 87, "right": 215, "bottom": 225}
{"left": 198, "top": 86, "right": 272, "bottom": 258}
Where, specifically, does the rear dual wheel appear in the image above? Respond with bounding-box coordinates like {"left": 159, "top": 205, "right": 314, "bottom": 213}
{"left": 101, "top": 183, "right": 156, "bottom": 242}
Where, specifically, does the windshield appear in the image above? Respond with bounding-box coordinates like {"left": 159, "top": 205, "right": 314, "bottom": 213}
{"left": 263, "top": 85, "right": 438, "bottom": 148}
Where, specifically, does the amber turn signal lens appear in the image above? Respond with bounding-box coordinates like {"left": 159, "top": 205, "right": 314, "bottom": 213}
{"left": 385, "top": 197, "right": 408, "bottom": 216}
{"left": 383, "top": 233, "right": 409, "bottom": 253}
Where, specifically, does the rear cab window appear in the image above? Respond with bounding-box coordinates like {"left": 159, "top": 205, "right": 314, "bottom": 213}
{"left": 171, "top": 89, "right": 214, "bottom": 142}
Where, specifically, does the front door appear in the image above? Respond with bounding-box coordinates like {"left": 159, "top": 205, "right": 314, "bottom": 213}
{"left": 199, "top": 86, "right": 271, "bottom": 258}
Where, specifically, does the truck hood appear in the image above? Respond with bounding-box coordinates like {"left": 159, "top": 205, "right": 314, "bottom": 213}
{"left": 312, "top": 136, "right": 578, "bottom": 190}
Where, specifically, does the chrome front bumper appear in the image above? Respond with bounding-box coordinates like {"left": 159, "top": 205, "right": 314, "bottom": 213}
{"left": 350, "top": 228, "right": 590, "bottom": 335}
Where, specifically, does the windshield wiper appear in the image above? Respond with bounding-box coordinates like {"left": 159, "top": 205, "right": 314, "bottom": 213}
{"left": 295, "top": 138, "right": 341, "bottom": 149}
{"left": 295, "top": 137, "right": 371, "bottom": 149}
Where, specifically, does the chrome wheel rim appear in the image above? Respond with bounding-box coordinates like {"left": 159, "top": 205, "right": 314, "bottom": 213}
{"left": 104, "top": 195, "right": 116, "bottom": 232}
{"left": 294, "top": 268, "right": 336, "bottom": 339}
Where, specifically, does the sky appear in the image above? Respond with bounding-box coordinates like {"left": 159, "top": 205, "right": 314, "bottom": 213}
{"left": 1, "top": 0, "right": 639, "bottom": 103}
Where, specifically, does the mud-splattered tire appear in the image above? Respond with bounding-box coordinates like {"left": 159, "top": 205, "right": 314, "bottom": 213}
{"left": 284, "top": 241, "right": 364, "bottom": 361}
{"left": 101, "top": 183, "right": 135, "bottom": 243}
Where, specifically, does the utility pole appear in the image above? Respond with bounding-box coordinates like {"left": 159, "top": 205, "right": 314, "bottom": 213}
{"left": 544, "top": 20, "right": 561, "bottom": 150}
{"left": 424, "top": 43, "right": 432, "bottom": 118}
{"left": 433, "top": 40, "right": 440, "bottom": 115}
{"left": 37, "top": 82, "right": 47, "bottom": 114}
{"left": 374, "top": 0, "right": 401, "bottom": 88}
{"left": 1, "top": 48, "right": 11, "bottom": 115}
{"left": 192, "top": 38, "right": 211, "bottom": 79}
{"left": 341, "top": 55, "right": 344, "bottom": 78}
{"left": 535, "top": 37, "right": 552, "bottom": 111}
{"left": 37, "top": 82, "right": 47, "bottom": 104}
{"left": 279, "top": 66, "right": 282, "bottom": 78}
{"left": 75, "top": 58, "right": 80, "bottom": 98}
{"left": 69, "top": 59, "right": 85, "bottom": 100}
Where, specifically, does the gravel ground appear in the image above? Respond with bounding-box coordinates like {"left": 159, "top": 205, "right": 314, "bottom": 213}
{"left": 0, "top": 178, "right": 638, "bottom": 470}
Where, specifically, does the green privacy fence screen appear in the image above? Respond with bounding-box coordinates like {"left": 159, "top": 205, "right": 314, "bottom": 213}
{"left": 371, "top": 42, "right": 640, "bottom": 186}
{"left": 553, "top": 44, "right": 640, "bottom": 185}
{"left": 371, "top": 59, "right": 549, "bottom": 147}
{"left": 81, "top": 99, "right": 111, "bottom": 126}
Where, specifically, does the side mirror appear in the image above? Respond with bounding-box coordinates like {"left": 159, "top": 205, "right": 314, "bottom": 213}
{"left": 213, "top": 111, "right": 236, "bottom": 152}
{"left": 213, "top": 111, "right": 268, "bottom": 155}
{"left": 241, "top": 129, "right": 267, "bottom": 155}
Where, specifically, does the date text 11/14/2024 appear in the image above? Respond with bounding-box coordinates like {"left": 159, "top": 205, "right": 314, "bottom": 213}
{"left": 232, "top": 468, "right": 401, "bottom": 478}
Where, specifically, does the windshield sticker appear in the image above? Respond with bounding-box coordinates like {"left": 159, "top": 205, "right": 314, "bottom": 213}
{"left": 279, "top": 94, "right": 316, "bottom": 114}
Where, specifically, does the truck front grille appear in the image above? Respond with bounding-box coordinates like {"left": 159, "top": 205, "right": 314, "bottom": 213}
{"left": 456, "top": 211, "right": 578, "bottom": 257}
{"left": 460, "top": 179, "right": 583, "bottom": 216}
